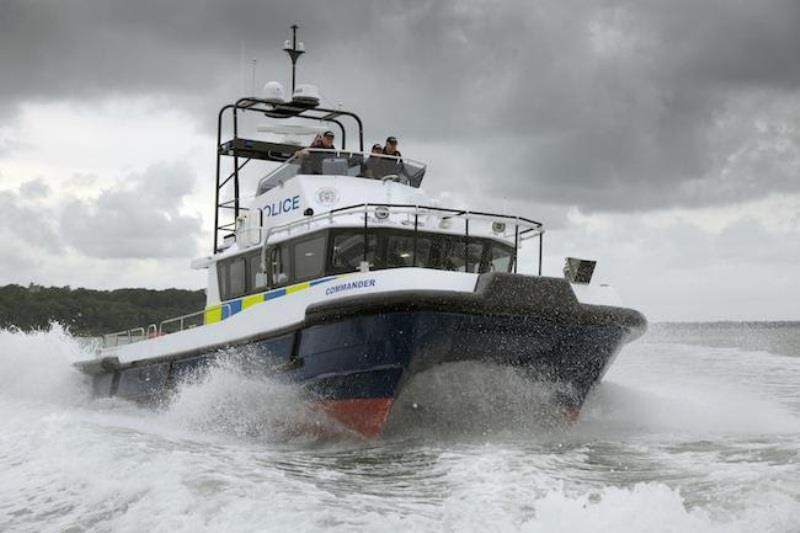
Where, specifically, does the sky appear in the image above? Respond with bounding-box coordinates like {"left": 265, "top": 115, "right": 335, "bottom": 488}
{"left": 0, "top": 0, "right": 798, "bottom": 321}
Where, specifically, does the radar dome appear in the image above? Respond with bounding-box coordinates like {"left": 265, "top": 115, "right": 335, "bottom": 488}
{"left": 292, "top": 84, "right": 320, "bottom": 107}
{"left": 262, "top": 81, "right": 286, "bottom": 104}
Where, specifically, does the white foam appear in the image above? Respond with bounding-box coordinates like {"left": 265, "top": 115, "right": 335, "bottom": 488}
{"left": 2, "top": 326, "right": 800, "bottom": 532}
{"left": 581, "top": 341, "right": 800, "bottom": 437}
{"left": 517, "top": 483, "right": 800, "bottom": 533}
{"left": 160, "top": 356, "right": 334, "bottom": 443}
{"left": 0, "top": 324, "right": 91, "bottom": 404}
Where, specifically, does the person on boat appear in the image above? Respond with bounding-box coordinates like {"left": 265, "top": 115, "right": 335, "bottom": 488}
{"left": 382, "top": 136, "right": 401, "bottom": 158}
{"left": 299, "top": 131, "right": 336, "bottom": 174}
{"left": 362, "top": 144, "right": 384, "bottom": 178}
{"left": 370, "top": 136, "right": 406, "bottom": 181}
{"left": 309, "top": 130, "right": 336, "bottom": 150}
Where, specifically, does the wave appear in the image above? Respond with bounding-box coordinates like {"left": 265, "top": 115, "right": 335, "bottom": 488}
{"left": 2, "top": 325, "right": 799, "bottom": 442}
{"left": 0, "top": 324, "right": 91, "bottom": 405}
{"left": 158, "top": 355, "right": 337, "bottom": 444}
{"left": 513, "top": 482, "right": 799, "bottom": 533}
{"left": 580, "top": 341, "right": 800, "bottom": 438}
{"left": 2, "top": 327, "right": 800, "bottom": 532}
{"left": 386, "top": 361, "right": 575, "bottom": 441}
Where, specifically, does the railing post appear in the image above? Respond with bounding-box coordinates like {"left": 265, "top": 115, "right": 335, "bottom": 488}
{"left": 214, "top": 107, "right": 224, "bottom": 253}
{"left": 513, "top": 222, "right": 520, "bottom": 274}
{"left": 538, "top": 231, "right": 543, "bottom": 276}
{"left": 363, "top": 205, "right": 369, "bottom": 264}
{"left": 413, "top": 212, "right": 419, "bottom": 266}
{"left": 464, "top": 214, "right": 470, "bottom": 272}
{"left": 233, "top": 106, "right": 240, "bottom": 221}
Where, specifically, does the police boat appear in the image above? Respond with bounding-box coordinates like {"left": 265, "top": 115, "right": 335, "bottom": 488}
{"left": 75, "top": 27, "right": 646, "bottom": 438}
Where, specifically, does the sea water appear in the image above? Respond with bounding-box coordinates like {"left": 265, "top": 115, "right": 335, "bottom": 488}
{"left": 1, "top": 323, "right": 799, "bottom": 532}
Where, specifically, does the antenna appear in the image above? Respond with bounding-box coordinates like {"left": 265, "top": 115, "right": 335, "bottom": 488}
{"left": 240, "top": 42, "right": 246, "bottom": 95}
{"left": 282, "top": 24, "right": 306, "bottom": 94}
{"left": 250, "top": 58, "right": 257, "bottom": 96}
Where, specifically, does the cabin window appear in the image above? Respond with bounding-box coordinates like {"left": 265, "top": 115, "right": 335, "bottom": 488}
{"left": 214, "top": 228, "right": 516, "bottom": 303}
{"left": 218, "top": 256, "right": 247, "bottom": 301}
{"left": 385, "top": 233, "right": 430, "bottom": 268}
{"left": 217, "top": 262, "right": 231, "bottom": 301}
{"left": 447, "top": 241, "right": 484, "bottom": 273}
{"left": 488, "top": 242, "right": 514, "bottom": 273}
{"left": 327, "top": 229, "right": 514, "bottom": 274}
{"left": 269, "top": 244, "right": 290, "bottom": 287}
{"left": 293, "top": 235, "right": 327, "bottom": 281}
{"left": 218, "top": 251, "right": 266, "bottom": 301}
{"left": 248, "top": 253, "right": 267, "bottom": 292}
{"left": 331, "top": 231, "right": 377, "bottom": 272}
{"left": 426, "top": 235, "right": 480, "bottom": 272}
{"left": 228, "top": 257, "right": 246, "bottom": 297}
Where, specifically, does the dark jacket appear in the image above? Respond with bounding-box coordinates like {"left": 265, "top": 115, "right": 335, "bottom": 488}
{"left": 382, "top": 148, "right": 402, "bottom": 157}
{"left": 310, "top": 139, "right": 335, "bottom": 150}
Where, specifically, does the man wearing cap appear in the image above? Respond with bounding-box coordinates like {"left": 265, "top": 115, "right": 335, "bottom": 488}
{"left": 382, "top": 136, "right": 401, "bottom": 157}
{"left": 310, "top": 130, "right": 336, "bottom": 150}
{"left": 363, "top": 143, "right": 385, "bottom": 178}
{"left": 300, "top": 131, "right": 336, "bottom": 174}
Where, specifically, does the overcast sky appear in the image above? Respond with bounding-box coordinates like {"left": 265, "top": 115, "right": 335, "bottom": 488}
{"left": 1, "top": 0, "right": 798, "bottom": 321}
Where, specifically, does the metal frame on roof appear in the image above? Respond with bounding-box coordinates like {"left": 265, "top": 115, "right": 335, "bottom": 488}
{"left": 214, "top": 97, "right": 366, "bottom": 253}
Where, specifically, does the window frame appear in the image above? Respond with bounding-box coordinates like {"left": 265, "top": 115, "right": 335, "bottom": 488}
{"left": 289, "top": 232, "right": 329, "bottom": 283}
{"left": 216, "top": 228, "right": 516, "bottom": 302}
{"left": 326, "top": 228, "right": 515, "bottom": 275}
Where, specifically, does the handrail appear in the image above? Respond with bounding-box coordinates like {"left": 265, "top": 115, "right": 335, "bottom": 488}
{"left": 101, "top": 303, "right": 233, "bottom": 349}
{"left": 260, "top": 203, "right": 545, "bottom": 277}
{"left": 216, "top": 97, "right": 368, "bottom": 252}
{"left": 102, "top": 327, "right": 145, "bottom": 348}
{"left": 158, "top": 303, "right": 232, "bottom": 336}
{"left": 263, "top": 203, "right": 541, "bottom": 240}
{"left": 159, "top": 309, "right": 205, "bottom": 336}
{"left": 256, "top": 148, "right": 428, "bottom": 196}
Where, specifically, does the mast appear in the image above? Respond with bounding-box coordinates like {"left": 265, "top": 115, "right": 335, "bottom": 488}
{"left": 282, "top": 24, "right": 305, "bottom": 94}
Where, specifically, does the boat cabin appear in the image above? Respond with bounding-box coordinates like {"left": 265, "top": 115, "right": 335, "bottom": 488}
{"left": 202, "top": 94, "right": 544, "bottom": 308}
{"left": 215, "top": 225, "right": 518, "bottom": 302}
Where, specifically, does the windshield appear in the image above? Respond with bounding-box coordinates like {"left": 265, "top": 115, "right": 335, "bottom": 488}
{"left": 257, "top": 149, "right": 426, "bottom": 195}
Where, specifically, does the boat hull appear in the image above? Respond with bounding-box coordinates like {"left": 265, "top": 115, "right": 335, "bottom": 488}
{"left": 82, "top": 274, "right": 646, "bottom": 438}
{"left": 295, "top": 307, "right": 643, "bottom": 436}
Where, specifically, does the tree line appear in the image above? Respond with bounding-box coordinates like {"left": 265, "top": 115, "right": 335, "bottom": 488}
{"left": 0, "top": 284, "right": 206, "bottom": 337}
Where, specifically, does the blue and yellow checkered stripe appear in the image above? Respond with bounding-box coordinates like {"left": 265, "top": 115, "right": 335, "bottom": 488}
{"left": 204, "top": 275, "right": 340, "bottom": 325}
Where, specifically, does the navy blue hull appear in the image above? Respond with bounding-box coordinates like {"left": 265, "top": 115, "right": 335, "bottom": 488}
{"left": 289, "top": 311, "right": 633, "bottom": 410}
{"left": 85, "top": 275, "right": 646, "bottom": 438}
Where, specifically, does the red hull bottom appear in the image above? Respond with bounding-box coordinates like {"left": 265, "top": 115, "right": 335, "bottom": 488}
{"left": 315, "top": 398, "right": 394, "bottom": 439}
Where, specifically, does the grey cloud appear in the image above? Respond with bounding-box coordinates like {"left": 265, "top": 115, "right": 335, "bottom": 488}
{"left": 19, "top": 179, "right": 50, "bottom": 199}
{"left": 59, "top": 162, "right": 203, "bottom": 258}
{"left": 0, "top": 190, "right": 63, "bottom": 253}
{"left": 2, "top": 0, "right": 800, "bottom": 212}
